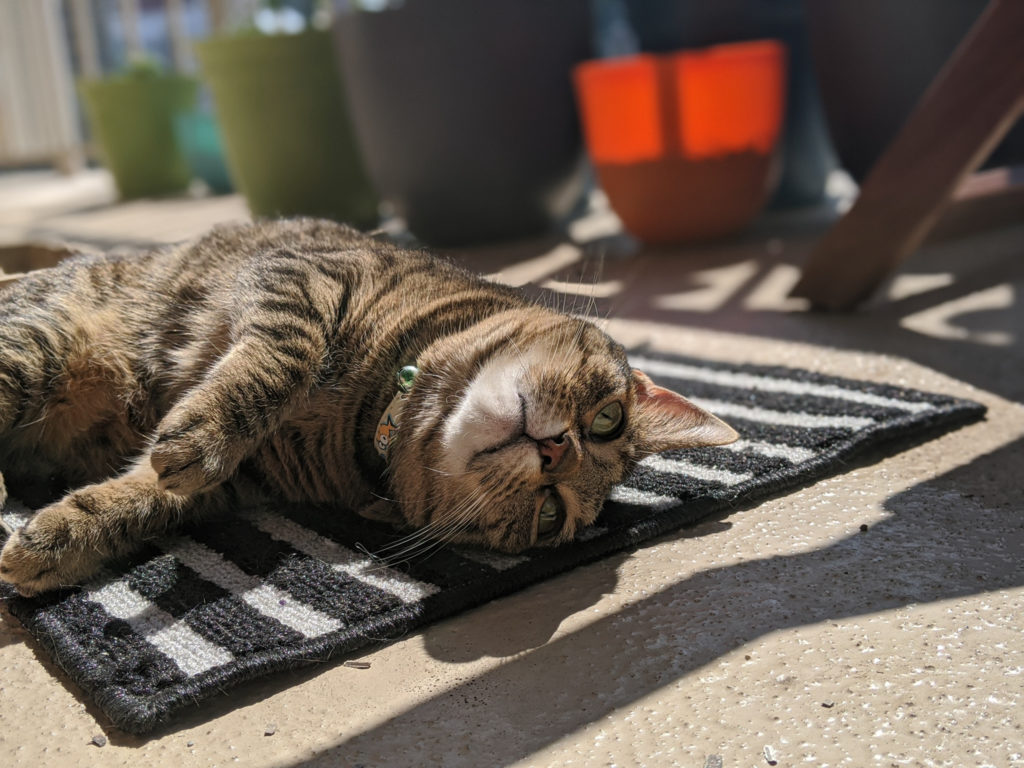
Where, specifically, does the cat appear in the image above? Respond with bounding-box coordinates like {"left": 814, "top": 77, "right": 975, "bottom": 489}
{"left": 0, "top": 218, "right": 737, "bottom": 596}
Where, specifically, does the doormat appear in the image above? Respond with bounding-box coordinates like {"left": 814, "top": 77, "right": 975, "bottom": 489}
{"left": 0, "top": 352, "right": 985, "bottom": 734}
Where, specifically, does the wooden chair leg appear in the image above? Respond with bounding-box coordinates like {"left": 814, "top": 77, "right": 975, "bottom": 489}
{"left": 791, "top": 0, "right": 1024, "bottom": 310}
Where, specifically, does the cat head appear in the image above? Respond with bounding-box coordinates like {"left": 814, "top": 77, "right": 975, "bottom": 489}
{"left": 382, "top": 313, "right": 737, "bottom": 555}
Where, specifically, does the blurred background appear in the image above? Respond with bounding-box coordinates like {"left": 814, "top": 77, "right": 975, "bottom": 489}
{"left": 0, "top": 0, "right": 1021, "bottom": 323}
{"left": 5, "top": 0, "right": 851, "bottom": 241}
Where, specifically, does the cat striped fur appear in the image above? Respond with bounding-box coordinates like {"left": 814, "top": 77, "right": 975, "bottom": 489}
{"left": 0, "top": 219, "right": 736, "bottom": 595}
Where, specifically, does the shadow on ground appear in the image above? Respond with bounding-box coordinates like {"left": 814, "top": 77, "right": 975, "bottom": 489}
{"left": 285, "top": 438, "right": 1022, "bottom": 767}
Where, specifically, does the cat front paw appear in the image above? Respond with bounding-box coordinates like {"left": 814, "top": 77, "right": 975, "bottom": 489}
{"left": 151, "top": 408, "right": 241, "bottom": 495}
{"left": 0, "top": 509, "right": 101, "bottom": 595}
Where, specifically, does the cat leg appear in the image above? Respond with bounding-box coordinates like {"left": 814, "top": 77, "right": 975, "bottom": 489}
{"left": 0, "top": 460, "right": 231, "bottom": 595}
{"left": 150, "top": 337, "right": 325, "bottom": 495}
{"left": 151, "top": 250, "right": 343, "bottom": 495}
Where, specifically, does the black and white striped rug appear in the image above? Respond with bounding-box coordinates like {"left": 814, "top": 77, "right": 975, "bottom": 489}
{"left": 0, "top": 353, "right": 985, "bottom": 734}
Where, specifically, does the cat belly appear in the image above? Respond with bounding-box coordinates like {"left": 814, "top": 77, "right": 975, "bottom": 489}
{"left": 0, "top": 351, "right": 151, "bottom": 497}
{"left": 246, "top": 429, "right": 375, "bottom": 509}
{"left": 1, "top": 417, "right": 146, "bottom": 505}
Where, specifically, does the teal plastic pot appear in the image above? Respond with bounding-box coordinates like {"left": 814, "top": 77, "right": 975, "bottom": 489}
{"left": 78, "top": 74, "right": 197, "bottom": 199}
{"left": 174, "top": 110, "right": 233, "bottom": 194}
{"left": 195, "top": 31, "right": 377, "bottom": 226}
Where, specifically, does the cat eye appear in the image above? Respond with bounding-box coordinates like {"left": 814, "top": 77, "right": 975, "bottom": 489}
{"left": 589, "top": 401, "right": 624, "bottom": 439}
{"left": 537, "top": 491, "right": 566, "bottom": 541}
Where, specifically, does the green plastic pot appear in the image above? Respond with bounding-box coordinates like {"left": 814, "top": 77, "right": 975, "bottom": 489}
{"left": 195, "top": 31, "right": 377, "bottom": 226}
{"left": 78, "top": 74, "right": 198, "bottom": 199}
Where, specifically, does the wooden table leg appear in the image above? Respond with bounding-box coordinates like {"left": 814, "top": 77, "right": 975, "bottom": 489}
{"left": 791, "top": 0, "right": 1024, "bottom": 310}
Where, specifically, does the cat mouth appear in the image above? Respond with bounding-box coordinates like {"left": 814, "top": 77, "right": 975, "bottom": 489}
{"left": 469, "top": 435, "right": 533, "bottom": 465}
{"left": 466, "top": 392, "right": 529, "bottom": 462}
{"left": 467, "top": 432, "right": 550, "bottom": 476}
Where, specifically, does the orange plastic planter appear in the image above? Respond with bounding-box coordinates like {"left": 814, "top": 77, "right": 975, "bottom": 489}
{"left": 574, "top": 41, "right": 786, "bottom": 244}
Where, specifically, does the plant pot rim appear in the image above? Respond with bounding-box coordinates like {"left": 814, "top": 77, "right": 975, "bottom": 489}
{"left": 195, "top": 29, "right": 330, "bottom": 52}
{"left": 78, "top": 73, "right": 198, "bottom": 88}
{"left": 577, "top": 39, "right": 785, "bottom": 72}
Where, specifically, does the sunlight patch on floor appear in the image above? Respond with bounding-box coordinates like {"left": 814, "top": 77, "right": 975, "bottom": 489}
{"left": 887, "top": 272, "right": 956, "bottom": 301}
{"left": 900, "top": 283, "right": 1016, "bottom": 346}
{"left": 486, "top": 243, "right": 582, "bottom": 287}
{"left": 654, "top": 260, "right": 759, "bottom": 312}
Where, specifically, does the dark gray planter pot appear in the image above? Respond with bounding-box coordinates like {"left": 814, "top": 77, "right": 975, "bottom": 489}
{"left": 805, "top": 0, "right": 1024, "bottom": 182}
{"left": 333, "top": 0, "right": 592, "bottom": 246}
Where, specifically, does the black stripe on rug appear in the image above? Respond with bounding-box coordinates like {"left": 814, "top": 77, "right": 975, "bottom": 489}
{"left": 0, "top": 353, "right": 986, "bottom": 734}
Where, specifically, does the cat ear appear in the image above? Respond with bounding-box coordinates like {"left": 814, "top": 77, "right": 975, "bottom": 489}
{"left": 631, "top": 369, "right": 738, "bottom": 453}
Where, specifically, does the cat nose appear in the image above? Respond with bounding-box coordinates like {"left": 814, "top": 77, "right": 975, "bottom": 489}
{"left": 537, "top": 434, "right": 570, "bottom": 471}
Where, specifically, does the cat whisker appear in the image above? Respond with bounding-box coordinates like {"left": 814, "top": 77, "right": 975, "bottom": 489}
{"left": 371, "top": 507, "right": 467, "bottom": 557}
{"left": 374, "top": 497, "right": 480, "bottom": 557}
{"left": 372, "top": 517, "right": 471, "bottom": 568}
{"left": 374, "top": 519, "right": 466, "bottom": 567}
{"left": 16, "top": 406, "right": 52, "bottom": 430}
{"left": 371, "top": 485, "right": 490, "bottom": 564}
{"left": 385, "top": 515, "right": 479, "bottom": 566}
{"left": 422, "top": 465, "right": 476, "bottom": 479}
{"left": 502, "top": 332, "right": 531, "bottom": 381}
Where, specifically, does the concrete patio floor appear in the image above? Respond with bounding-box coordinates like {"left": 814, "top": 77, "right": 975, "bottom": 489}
{"left": 0, "top": 170, "right": 1021, "bottom": 767}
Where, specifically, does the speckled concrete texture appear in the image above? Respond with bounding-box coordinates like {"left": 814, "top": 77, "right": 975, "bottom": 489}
{"left": 0, "top": 179, "right": 1021, "bottom": 767}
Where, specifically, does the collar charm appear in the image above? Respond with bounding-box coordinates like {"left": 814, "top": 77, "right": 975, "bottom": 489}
{"left": 375, "top": 365, "right": 419, "bottom": 460}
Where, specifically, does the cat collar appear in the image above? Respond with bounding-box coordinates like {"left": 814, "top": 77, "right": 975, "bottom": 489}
{"left": 374, "top": 365, "right": 419, "bottom": 460}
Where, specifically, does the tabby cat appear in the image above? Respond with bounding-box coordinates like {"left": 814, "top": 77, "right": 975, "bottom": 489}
{"left": 0, "top": 219, "right": 736, "bottom": 595}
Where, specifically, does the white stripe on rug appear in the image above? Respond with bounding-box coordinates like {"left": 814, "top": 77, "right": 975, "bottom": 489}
{"left": 723, "top": 439, "right": 816, "bottom": 464}
{"left": 245, "top": 510, "right": 439, "bottom": 603}
{"left": 640, "top": 455, "right": 753, "bottom": 486}
{"left": 609, "top": 486, "right": 678, "bottom": 510}
{"left": 631, "top": 356, "right": 934, "bottom": 414}
{"left": 691, "top": 398, "right": 875, "bottom": 430}
{"left": 160, "top": 537, "right": 342, "bottom": 638}
{"left": 86, "top": 574, "right": 234, "bottom": 676}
